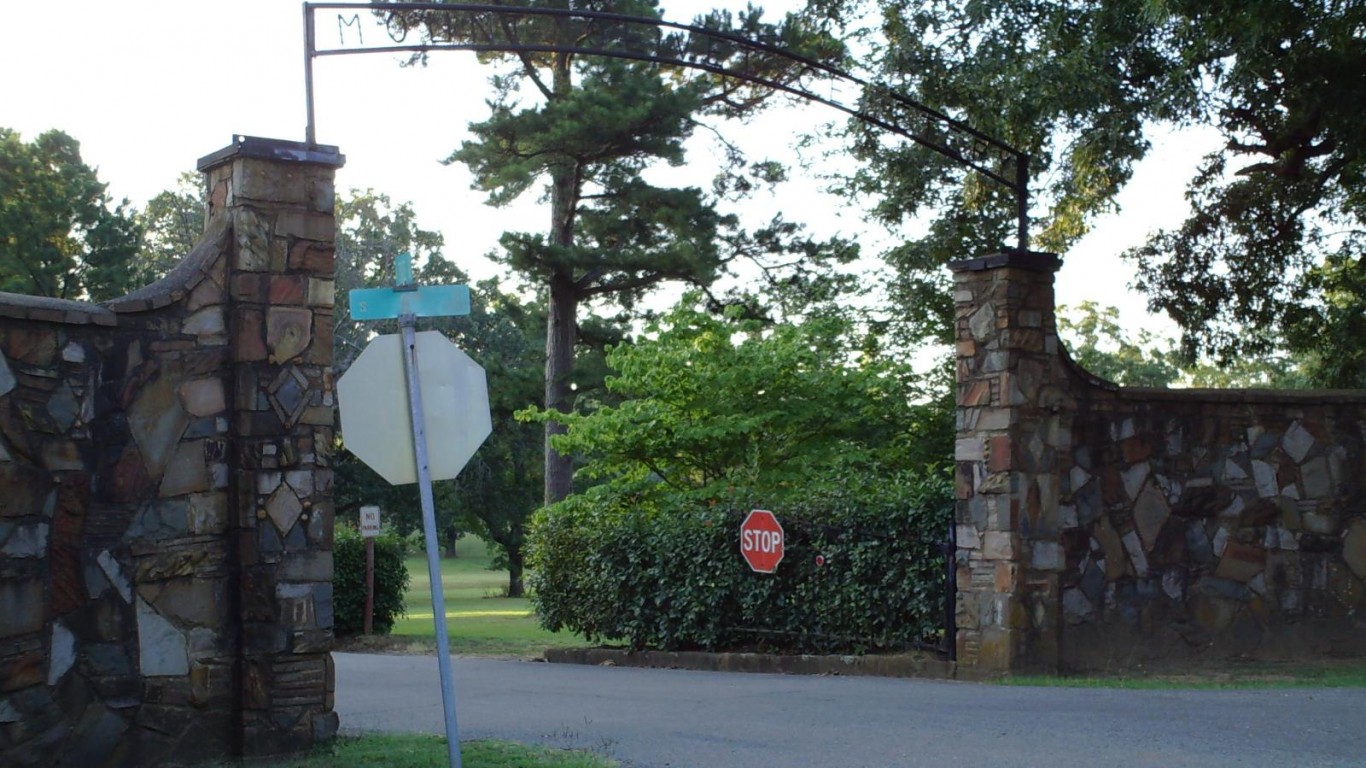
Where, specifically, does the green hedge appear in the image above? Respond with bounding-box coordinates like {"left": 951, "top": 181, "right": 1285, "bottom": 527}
{"left": 527, "top": 474, "right": 952, "bottom": 654}
{"left": 334, "top": 524, "right": 410, "bottom": 636}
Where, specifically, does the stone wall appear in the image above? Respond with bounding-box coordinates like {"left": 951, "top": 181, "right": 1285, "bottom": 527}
{"left": 0, "top": 137, "right": 343, "bottom": 766}
{"left": 952, "top": 251, "right": 1366, "bottom": 674}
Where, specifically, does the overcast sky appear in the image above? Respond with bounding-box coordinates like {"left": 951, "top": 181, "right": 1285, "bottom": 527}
{"left": 0, "top": 0, "right": 1216, "bottom": 333}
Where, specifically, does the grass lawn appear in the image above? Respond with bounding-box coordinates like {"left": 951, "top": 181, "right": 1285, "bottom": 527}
{"left": 380, "top": 536, "right": 585, "bottom": 657}
{"left": 197, "top": 734, "right": 615, "bottom": 767}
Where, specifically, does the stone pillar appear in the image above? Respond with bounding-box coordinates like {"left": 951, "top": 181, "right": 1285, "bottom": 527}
{"left": 197, "top": 137, "right": 344, "bottom": 754}
{"left": 949, "top": 251, "right": 1070, "bottom": 675}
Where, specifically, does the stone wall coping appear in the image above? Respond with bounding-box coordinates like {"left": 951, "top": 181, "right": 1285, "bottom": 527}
{"left": 105, "top": 215, "right": 232, "bottom": 314}
{"left": 0, "top": 215, "right": 231, "bottom": 324}
{"left": 197, "top": 135, "right": 346, "bottom": 173}
{"left": 0, "top": 291, "right": 117, "bottom": 326}
{"left": 1060, "top": 332, "right": 1366, "bottom": 404}
{"left": 1118, "top": 385, "right": 1366, "bottom": 405}
{"left": 948, "top": 250, "right": 1061, "bottom": 274}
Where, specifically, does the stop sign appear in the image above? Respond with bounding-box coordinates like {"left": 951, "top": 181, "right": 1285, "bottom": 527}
{"left": 337, "top": 331, "right": 492, "bottom": 485}
{"left": 740, "top": 509, "right": 784, "bottom": 573}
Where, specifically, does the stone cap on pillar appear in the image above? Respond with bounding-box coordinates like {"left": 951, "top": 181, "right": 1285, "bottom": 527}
{"left": 196, "top": 135, "right": 346, "bottom": 173}
{"left": 948, "top": 250, "right": 1060, "bottom": 274}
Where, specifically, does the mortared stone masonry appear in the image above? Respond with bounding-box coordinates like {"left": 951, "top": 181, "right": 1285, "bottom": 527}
{"left": 0, "top": 137, "right": 342, "bottom": 766}
{"left": 952, "top": 251, "right": 1366, "bottom": 674}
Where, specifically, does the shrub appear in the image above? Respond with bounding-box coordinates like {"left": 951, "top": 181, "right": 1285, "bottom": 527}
{"left": 334, "top": 524, "right": 410, "bottom": 636}
{"left": 527, "top": 471, "right": 952, "bottom": 654}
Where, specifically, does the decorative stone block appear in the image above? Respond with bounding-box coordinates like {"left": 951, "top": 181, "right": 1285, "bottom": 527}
{"left": 307, "top": 278, "right": 335, "bottom": 308}
{"left": 0, "top": 578, "right": 46, "bottom": 638}
{"left": 266, "top": 308, "right": 313, "bottom": 364}
{"left": 265, "top": 484, "right": 303, "bottom": 536}
{"left": 274, "top": 211, "right": 333, "bottom": 241}
{"left": 160, "top": 440, "right": 211, "bottom": 497}
{"left": 235, "top": 309, "right": 268, "bottom": 362}
{"left": 183, "top": 307, "right": 226, "bottom": 336}
{"left": 234, "top": 208, "right": 271, "bottom": 271}
{"left": 1343, "top": 518, "right": 1366, "bottom": 580}
{"left": 47, "top": 621, "right": 76, "bottom": 685}
{"left": 1216, "top": 541, "right": 1267, "bottom": 583}
{"left": 137, "top": 598, "right": 189, "bottom": 677}
{"left": 1030, "top": 541, "right": 1065, "bottom": 571}
{"left": 0, "top": 522, "right": 48, "bottom": 558}
{"left": 269, "top": 276, "right": 307, "bottom": 306}
{"left": 0, "top": 352, "right": 16, "bottom": 397}
{"left": 1133, "top": 485, "right": 1170, "bottom": 551}
{"left": 1282, "top": 421, "right": 1315, "bottom": 464}
{"left": 982, "top": 531, "right": 1017, "bottom": 560}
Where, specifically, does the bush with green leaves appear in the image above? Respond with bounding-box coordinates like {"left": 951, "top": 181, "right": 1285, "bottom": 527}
{"left": 525, "top": 301, "right": 955, "bottom": 653}
{"left": 528, "top": 473, "right": 951, "bottom": 653}
{"left": 333, "top": 524, "right": 410, "bottom": 636}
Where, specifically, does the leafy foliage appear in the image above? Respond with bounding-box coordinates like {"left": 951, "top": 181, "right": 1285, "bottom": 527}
{"left": 1058, "top": 302, "right": 1182, "bottom": 387}
{"left": 527, "top": 299, "right": 952, "bottom": 500}
{"left": 0, "top": 128, "right": 142, "bottom": 300}
{"left": 1058, "top": 301, "right": 1312, "bottom": 389}
{"left": 330, "top": 191, "right": 560, "bottom": 595}
{"left": 387, "top": 1, "right": 853, "bottom": 503}
{"left": 334, "top": 524, "right": 411, "bottom": 636}
{"left": 525, "top": 299, "right": 954, "bottom": 652}
{"left": 823, "top": 0, "right": 1364, "bottom": 374}
{"left": 528, "top": 474, "right": 952, "bottom": 653}
{"left": 133, "top": 171, "right": 204, "bottom": 288}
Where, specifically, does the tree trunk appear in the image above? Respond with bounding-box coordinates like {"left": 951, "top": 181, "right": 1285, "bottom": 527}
{"left": 544, "top": 52, "right": 580, "bottom": 506}
{"left": 506, "top": 548, "right": 526, "bottom": 599}
{"left": 544, "top": 273, "right": 577, "bottom": 505}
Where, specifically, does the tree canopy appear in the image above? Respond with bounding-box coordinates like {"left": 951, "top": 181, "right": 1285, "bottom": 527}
{"left": 821, "top": 0, "right": 1364, "bottom": 384}
{"left": 386, "top": 0, "right": 852, "bottom": 503}
{"left": 0, "top": 128, "right": 142, "bottom": 301}
{"left": 133, "top": 171, "right": 205, "bottom": 290}
{"left": 527, "top": 296, "right": 953, "bottom": 509}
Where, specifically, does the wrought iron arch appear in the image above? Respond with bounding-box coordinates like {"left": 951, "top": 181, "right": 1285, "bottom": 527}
{"left": 304, "top": 2, "right": 1033, "bottom": 249}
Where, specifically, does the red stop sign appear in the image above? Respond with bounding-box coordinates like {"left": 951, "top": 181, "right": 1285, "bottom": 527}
{"left": 740, "top": 509, "right": 784, "bottom": 573}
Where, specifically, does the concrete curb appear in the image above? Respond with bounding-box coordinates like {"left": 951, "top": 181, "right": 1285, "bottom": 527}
{"left": 543, "top": 647, "right": 978, "bottom": 680}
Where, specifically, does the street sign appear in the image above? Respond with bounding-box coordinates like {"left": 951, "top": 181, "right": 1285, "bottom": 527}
{"left": 741, "top": 509, "right": 785, "bottom": 574}
{"left": 337, "top": 331, "right": 492, "bottom": 485}
{"left": 350, "top": 283, "right": 470, "bottom": 320}
{"left": 359, "top": 505, "right": 381, "bottom": 538}
{"left": 337, "top": 252, "right": 478, "bottom": 768}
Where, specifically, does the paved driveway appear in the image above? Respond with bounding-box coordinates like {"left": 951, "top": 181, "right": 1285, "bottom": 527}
{"left": 335, "top": 653, "right": 1366, "bottom": 768}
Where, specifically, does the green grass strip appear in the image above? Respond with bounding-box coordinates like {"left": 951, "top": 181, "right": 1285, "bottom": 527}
{"left": 200, "top": 735, "right": 618, "bottom": 767}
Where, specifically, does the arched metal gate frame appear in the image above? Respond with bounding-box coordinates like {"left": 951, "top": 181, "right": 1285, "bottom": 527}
{"left": 301, "top": 1, "right": 997, "bottom": 661}
{"left": 301, "top": 1, "right": 1033, "bottom": 251}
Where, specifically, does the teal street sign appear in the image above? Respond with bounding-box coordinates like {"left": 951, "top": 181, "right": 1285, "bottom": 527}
{"left": 350, "top": 283, "right": 470, "bottom": 320}
{"left": 347, "top": 252, "right": 471, "bottom": 320}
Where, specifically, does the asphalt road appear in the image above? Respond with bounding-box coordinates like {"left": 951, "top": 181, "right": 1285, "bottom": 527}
{"left": 334, "top": 652, "right": 1366, "bottom": 768}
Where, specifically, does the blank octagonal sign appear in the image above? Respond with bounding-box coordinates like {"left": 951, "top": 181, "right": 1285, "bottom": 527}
{"left": 337, "top": 331, "right": 492, "bottom": 486}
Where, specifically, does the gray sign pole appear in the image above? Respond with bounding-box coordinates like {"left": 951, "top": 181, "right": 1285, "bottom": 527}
{"left": 399, "top": 311, "right": 462, "bottom": 768}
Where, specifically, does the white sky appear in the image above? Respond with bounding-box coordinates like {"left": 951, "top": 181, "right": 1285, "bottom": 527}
{"left": 0, "top": 0, "right": 1217, "bottom": 336}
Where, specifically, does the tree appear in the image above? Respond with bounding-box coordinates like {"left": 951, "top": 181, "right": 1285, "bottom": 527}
{"left": 0, "top": 128, "right": 142, "bottom": 300}
{"left": 388, "top": 1, "right": 849, "bottom": 504}
{"left": 330, "top": 191, "right": 564, "bottom": 594}
{"left": 1057, "top": 302, "right": 1182, "bottom": 387}
{"left": 134, "top": 171, "right": 204, "bottom": 289}
{"left": 821, "top": 0, "right": 1364, "bottom": 374}
{"left": 430, "top": 284, "right": 545, "bottom": 596}
{"left": 1058, "top": 302, "right": 1311, "bottom": 389}
{"left": 527, "top": 296, "right": 953, "bottom": 508}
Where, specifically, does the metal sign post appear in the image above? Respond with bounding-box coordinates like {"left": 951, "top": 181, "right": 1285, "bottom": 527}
{"left": 399, "top": 310, "right": 462, "bottom": 768}
{"left": 337, "top": 252, "right": 485, "bottom": 768}
{"left": 360, "top": 506, "right": 380, "bottom": 635}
